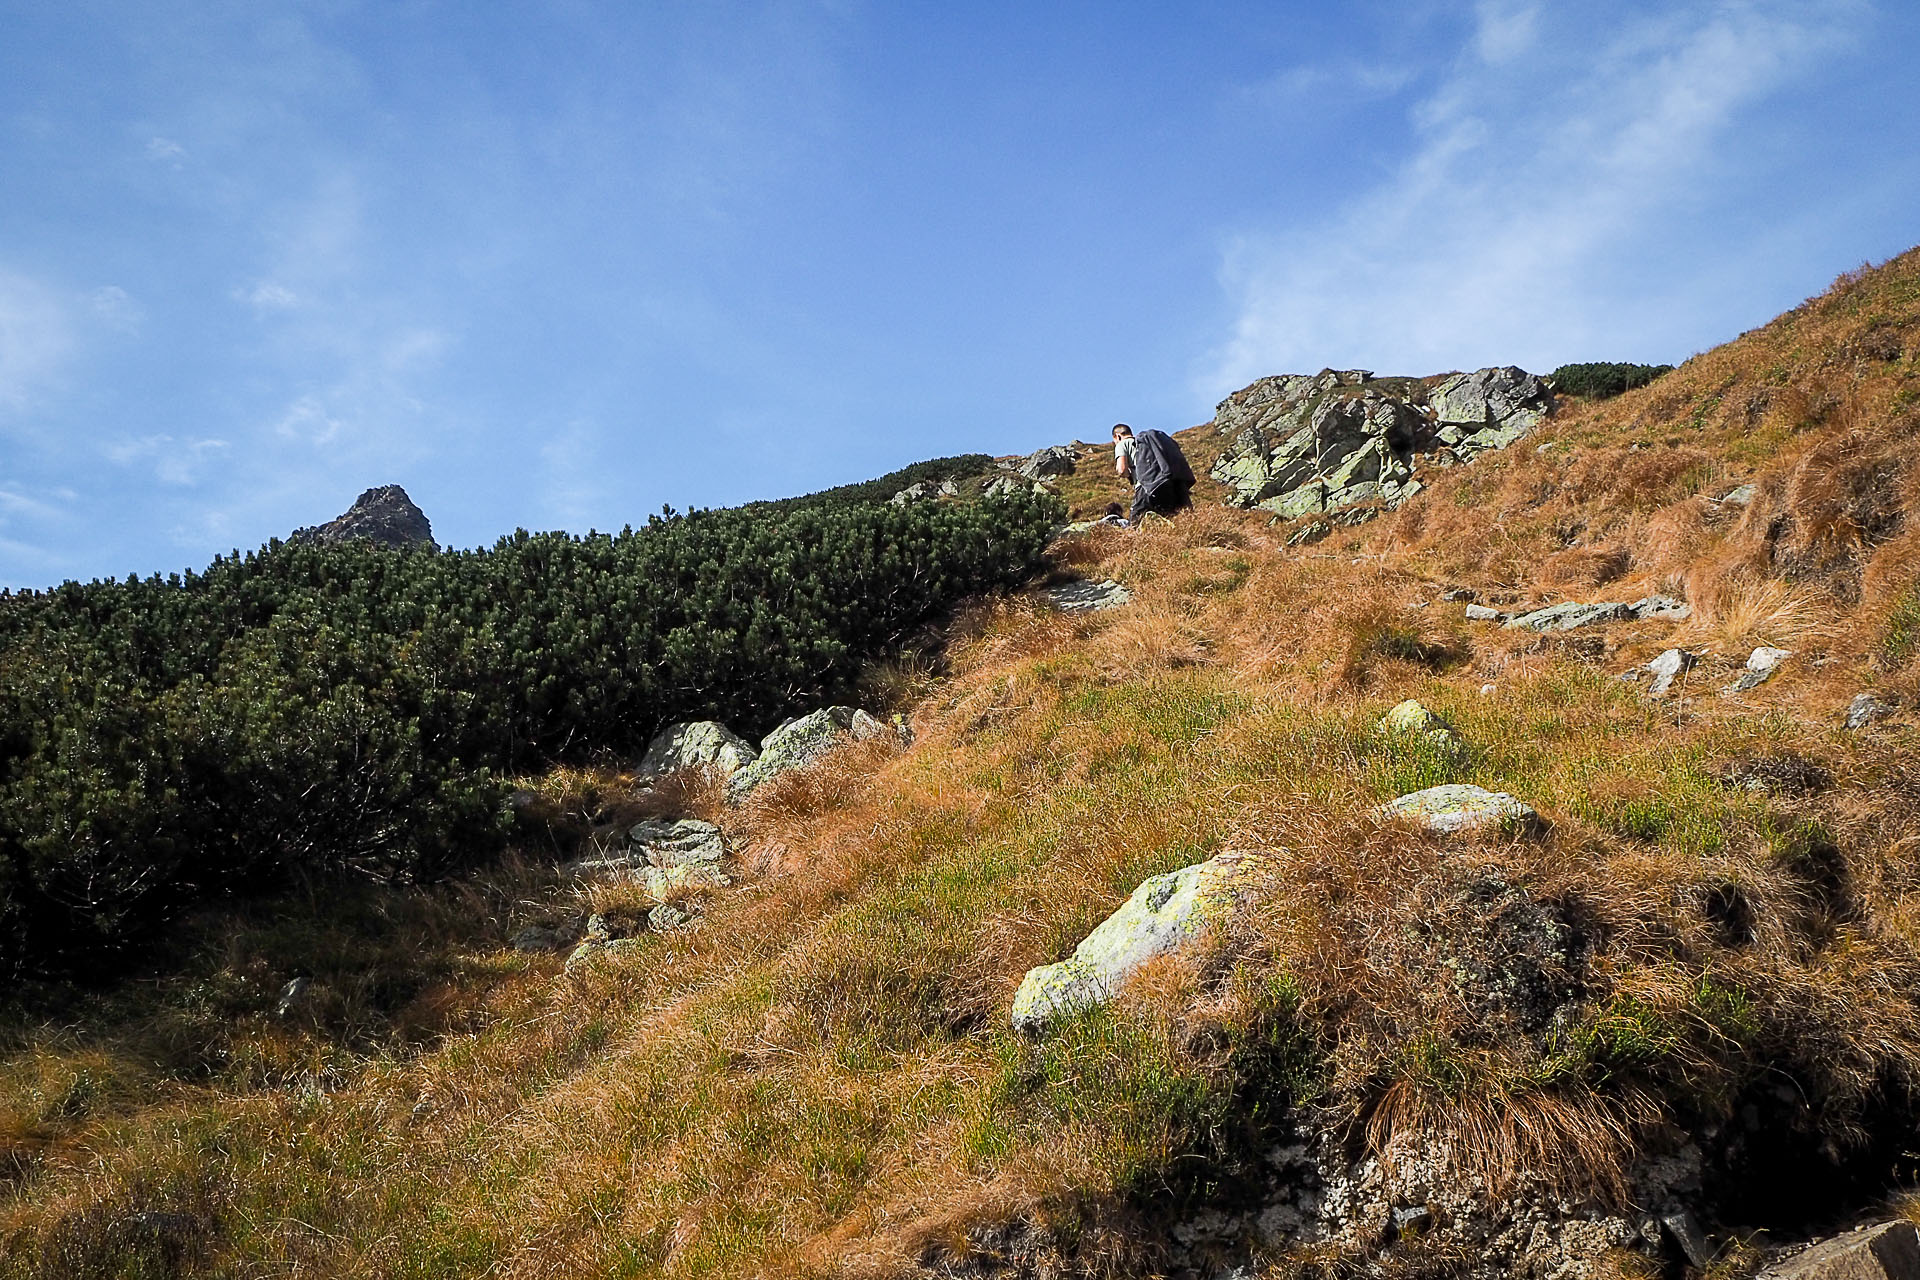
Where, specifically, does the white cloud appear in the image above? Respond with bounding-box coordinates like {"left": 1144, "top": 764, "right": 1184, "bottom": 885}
{"left": 1473, "top": 0, "right": 1541, "bottom": 64}
{"left": 89, "top": 285, "right": 142, "bottom": 333}
{"left": 0, "top": 269, "right": 75, "bottom": 416}
{"left": 103, "top": 434, "right": 229, "bottom": 486}
{"left": 272, "top": 394, "right": 347, "bottom": 446}
{"left": 1205, "top": 0, "right": 1860, "bottom": 393}
{"left": 145, "top": 136, "right": 186, "bottom": 164}
{"left": 238, "top": 281, "right": 301, "bottom": 311}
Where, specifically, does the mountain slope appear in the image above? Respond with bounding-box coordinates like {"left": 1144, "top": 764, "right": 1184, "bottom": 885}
{"left": 6, "top": 251, "right": 1920, "bottom": 1278}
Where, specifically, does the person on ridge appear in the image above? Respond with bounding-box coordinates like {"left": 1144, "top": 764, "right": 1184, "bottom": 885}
{"left": 1112, "top": 423, "right": 1195, "bottom": 521}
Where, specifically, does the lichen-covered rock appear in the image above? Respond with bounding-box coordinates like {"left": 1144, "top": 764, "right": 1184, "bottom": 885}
{"left": 1010, "top": 852, "right": 1268, "bottom": 1036}
{"left": 1379, "top": 699, "right": 1460, "bottom": 752}
{"left": 1427, "top": 366, "right": 1553, "bottom": 454}
{"left": 1208, "top": 366, "right": 1553, "bottom": 519}
{"left": 725, "top": 706, "right": 891, "bottom": 802}
{"left": 637, "top": 721, "right": 758, "bottom": 780}
{"left": 1380, "top": 783, "right": 1540, "bottom": 835}
{"left": 1040, "top": 578, "right": 1132, "bottom": 612}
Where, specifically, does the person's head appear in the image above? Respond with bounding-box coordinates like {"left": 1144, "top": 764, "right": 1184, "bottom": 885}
{"left": 1112, "top": 423, "right": 1133, "bottom": 440}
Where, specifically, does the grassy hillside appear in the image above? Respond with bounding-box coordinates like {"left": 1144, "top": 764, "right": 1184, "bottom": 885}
{"left": 5, "top": 251, "right": 1920, "bottom": 1278}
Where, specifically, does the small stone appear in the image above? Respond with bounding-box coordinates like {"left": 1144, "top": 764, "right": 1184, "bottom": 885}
{"left": 1847, "top": 693, "right": 1891, "bottom": 730}
{"left": 1041, "top": 578, "right": 1133, "bottom": 612}
{"left": 1630, "top": 594, "right": 1693, "bottom": 621}
{"left": 563, "top": 936, "right": 648, "bottom": 976}
{"left": 1392, "top": 1205, "right": 1434, "bottom": 1237}
{"left": 511, "top": 926, "right": 559, "bottom": 953}
{"left": 1379, "top": 783, "right": 1541, "bottom": 835}
{"left": 274, "top": 976, "right": 310, "bottom": 1019}
{"left": 1645, "top": 648, "right": 1698, "bottom": 697}
{"left": 628, "top": 817, "right": 726, "bottom": 868}
{"left": 1761, "top": 1220, "right": 1920, "bottom": 1280}
{"left": 1439, "top": 588, "right": 1478, "bottom": 603}
{"left": 1464, "top": 603, "right": 1507, "bottom": 622}
{"left": 1728, "top": 646, "right": 1792, "bottom": 694}
{"left": 647, "top": 902, "right": 692, "bottom": 932}
{"left": 1719, "top": 484, "right": 1757, "bottom": 507}
{"left": 1662, "top": 1210, "right": 1714, "bottom": 1270}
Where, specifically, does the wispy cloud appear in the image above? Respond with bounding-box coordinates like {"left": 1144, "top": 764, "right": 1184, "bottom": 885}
{"left": 0, "top": 268, "right": 75, "bottom": 418}
{"left": 104, "top": 434, "right": 229, "bottom": 486}
{"left": 1205, "top": 0, "right": 1862, "bottom": 392}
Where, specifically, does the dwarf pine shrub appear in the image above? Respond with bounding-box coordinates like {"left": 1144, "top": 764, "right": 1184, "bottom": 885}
{"left": 1549, "top": 362, "right": 1676, "bottom": 399}
{"left": 0, "top": 488, "right": 1060, "bottom": 980}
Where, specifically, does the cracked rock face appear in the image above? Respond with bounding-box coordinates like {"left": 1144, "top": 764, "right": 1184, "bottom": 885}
{"left": 291, "top": 485, "right": 435, "bottom": 549}
{"left": 1208, "top": 366, "right": 1553, "bottom": 519}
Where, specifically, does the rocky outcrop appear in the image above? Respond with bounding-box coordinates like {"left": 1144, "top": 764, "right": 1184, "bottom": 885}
{"left": 637, "top": 720, "right": 758, "bottom": 780}
{"left": 1011, "top": 852, "right": 1267, "bottom": 1036}
{"left": 291, "top": 485, "right": 435, "bottom": 549}
{"left": 724, "top": 706, "right": 894, "bottom": 802}
{"left": 889, "top": 478, "right": 961, "bottom": 506}
{"left": 1014, "top": 446, "right": 1078, "bottom": 480}
{"left": 1209, "top": 367, "right": 1553, "bottom": 518}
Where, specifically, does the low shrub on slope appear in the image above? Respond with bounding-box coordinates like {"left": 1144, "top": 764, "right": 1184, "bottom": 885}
{"left": 0, "top": 491, "right": 1059, "bottom": 981}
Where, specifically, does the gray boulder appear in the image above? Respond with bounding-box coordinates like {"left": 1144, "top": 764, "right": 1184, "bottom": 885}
{"left": 1380, "top": 783, "right": 1541, "bottom": 835}
{"left": 1010, "top": 852, "right": 1269, "bottom": 1036}
{"left": 637, "top": 721, "right": 758, "bottom": 780}
{"left": 725, "top": 706, "right": 893, "bottom": 802}
{"left": 1041, "top": 578, "right": 1132, "bottom": 612}
{"left": 1762, "top": 1220, "right": 1920, "bottom": 1280}
{"left": 1427, "top": 366, "right": 1553, "bottom": 455}
{"left": 1017, "top": 446, "right": 1078, "bottom": 480}
{"left": 290, "top": 484, "right": 435, "bottom": 549}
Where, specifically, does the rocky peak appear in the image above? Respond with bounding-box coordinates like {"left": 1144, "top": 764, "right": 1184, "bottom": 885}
{"left": 292, "top": 485, "right": 435, "bottom": 549}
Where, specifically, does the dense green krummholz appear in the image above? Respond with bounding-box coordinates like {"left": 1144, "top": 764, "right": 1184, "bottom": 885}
{"left": 0, "top": 490, "right": 1060, "bottom": 979}
{"left": 1548, "top": 362, "right": 1675, "bottom": 399}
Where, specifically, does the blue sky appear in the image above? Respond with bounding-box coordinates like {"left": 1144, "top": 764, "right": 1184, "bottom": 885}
{"left": 2, "top": 0, "right": 1916, "bottom": 587}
